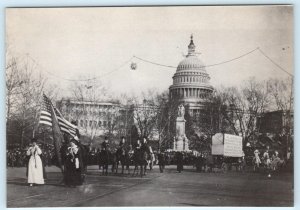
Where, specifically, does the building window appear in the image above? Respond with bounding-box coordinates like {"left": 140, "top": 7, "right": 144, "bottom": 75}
{"left": 103, "top": 121, "right": 107, "bottom": 127}
{"left": 98, "top": 121, "right": 102, "bottom": 127}
{"left": 89, "top": 120, "right": 92, "bottom": 127}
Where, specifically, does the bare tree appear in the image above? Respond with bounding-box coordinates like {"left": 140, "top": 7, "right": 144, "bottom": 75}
{"left": 67, "top": 79, "right": 118, "bottom": 142}
{"left": 155, "top": 91, "right": 180, "bottom": 150}
{"left": 267, "top": 77, "right": 294, "bottom": 152}
{"left": 267, "top": 77, "right": 293, "bottom": 111}
{"left": 6, "top": 56, "right": 21, "bottom": 124}
{"left": 6, "top": 54, "right": 47, "bottom": 147}
{"left": 220, "top": 77, "right": 270, "bottom": 145}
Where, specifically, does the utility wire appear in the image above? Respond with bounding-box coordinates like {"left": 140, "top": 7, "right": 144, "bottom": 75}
{"left": 36, "top": 56, "right": 134, "bottom": 82}
{"left": 258, "top": 48, "right": 293, "bottom": 77}
{"left": 205, "top": 47, "right": 259, "bottom": 68}
{"left": 134, "top": 47, "right": 260, "bottom": 69}
{"left": 134, "top": 47, "right": 293, "bottom": 77}
{"left": 28, "top": 46, "right": 292, "bottom": 81}
{"left": 133, "top": 55, "right": 176, "bottom": 68}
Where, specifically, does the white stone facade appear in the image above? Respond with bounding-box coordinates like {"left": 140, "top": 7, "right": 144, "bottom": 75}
{"left": 169, "top": 35, "right": 214, "bottom": 114}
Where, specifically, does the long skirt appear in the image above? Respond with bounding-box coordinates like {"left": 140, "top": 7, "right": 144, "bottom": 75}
{"left": 28, "top": 155, "right": 44, "bottom": 184}
{"left": 64, "top": 161, "right": 82, "bottom": 186}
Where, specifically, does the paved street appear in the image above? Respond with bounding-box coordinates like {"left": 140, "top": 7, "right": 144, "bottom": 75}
{"left": 7, "top": 165, "right": 293, "bottom": 207}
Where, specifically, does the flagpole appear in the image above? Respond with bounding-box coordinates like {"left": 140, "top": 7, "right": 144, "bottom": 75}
{"left": 49, "top": 100, "right": 64, "bottom": 174}
{"left": 33, "top": 92, "right": 44, "bottom": 138}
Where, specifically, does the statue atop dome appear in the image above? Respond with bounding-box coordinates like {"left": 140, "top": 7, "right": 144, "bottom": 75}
{"left": 187, "top": 33, "right": 196, "bottom": 56}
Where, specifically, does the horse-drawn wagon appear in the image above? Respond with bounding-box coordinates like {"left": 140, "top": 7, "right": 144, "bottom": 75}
{"left": 210, "top": 133, "right": 244, "bottom": 172}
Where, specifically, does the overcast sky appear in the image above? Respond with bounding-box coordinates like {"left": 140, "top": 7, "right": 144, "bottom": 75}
{"left": 6, "top": 6, "right": 294, "bottom": 99}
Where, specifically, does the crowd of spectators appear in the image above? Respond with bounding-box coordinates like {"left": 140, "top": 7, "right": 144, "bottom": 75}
{"left": 7, "top": 143, "right": 56, "bottom": 167}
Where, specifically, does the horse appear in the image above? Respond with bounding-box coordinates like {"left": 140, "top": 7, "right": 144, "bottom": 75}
{"left": 270, "top": 156, "right": 286, "bottom": 171}
{"left": 132, "top": 149, "right": 141, "bottom": 176}
{"left": 132, "top": 147, "right": 149, "bottom": 177}
{"left": 115, "top": 147, "right": 130, "bottom": 175}
{"left": 98, "top": 149, "right": 111, "bottom": 175}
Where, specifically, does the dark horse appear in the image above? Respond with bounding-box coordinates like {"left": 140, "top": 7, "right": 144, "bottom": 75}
{"left": 98, "top": 149, "right": 114, "bottom": 175}
{"left": 132, "top": 147, "right": 149, "bottom": 177}
{"left": 115, "top": 147, "right": 130, "bottom": 174}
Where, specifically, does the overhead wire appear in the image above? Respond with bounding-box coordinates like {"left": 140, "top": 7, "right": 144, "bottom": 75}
{"left": 29, "top": 45, "right": 292, "bottom": 82}
{"left": 133, "top": 55, "right": 176, "bottom": 69}
{"left": 134, "top": 47, "right": 293, "bottom": 77}
{"left": 133, "top": 47, "right": 260, "bottom": 69}
{"left": 257, "top": 48, "right": 293, "bottom": 77}
{"left": 31, "top": 56, "right": 135, "bottom": 82}
{"left": 205, "top": 47, "right": 259, "bottom": 68}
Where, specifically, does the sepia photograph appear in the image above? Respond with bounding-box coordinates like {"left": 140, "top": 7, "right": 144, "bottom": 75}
{"left": 6, "top": 5, "right": 294, "bottom": 207}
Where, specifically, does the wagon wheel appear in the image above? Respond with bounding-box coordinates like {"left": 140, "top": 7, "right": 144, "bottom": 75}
{"left": 221, "top": 162, "right": 228, "bottom": 173}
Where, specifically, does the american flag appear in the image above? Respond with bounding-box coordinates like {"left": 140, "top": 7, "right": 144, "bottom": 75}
{"left": 39, "top": 94, "right": 77, "bottom": 138}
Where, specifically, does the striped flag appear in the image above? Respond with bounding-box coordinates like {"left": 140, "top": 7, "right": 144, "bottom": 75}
{"left": 39, "top": 94, "right": 53, "bottom": 127}
{"left": 54, "top": 108, "right": 77, "bottom": 138}
{"left": 39, "top": 94, "right": 78, "bottom": 173}
{"left": 39, "top": 94, "right": 78, "bottom": 138}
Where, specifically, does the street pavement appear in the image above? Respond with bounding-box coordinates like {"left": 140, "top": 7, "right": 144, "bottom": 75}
{"left": 7, "top": 165, "right": 293, "bottom": 207}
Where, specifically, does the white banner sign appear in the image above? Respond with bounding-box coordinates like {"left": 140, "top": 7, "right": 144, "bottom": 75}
{"left": 224, "top": 134, "right": 243, "bottom": 157}
{"left": 212, "top": 133, "right": 223, "bottom": 145}
{"left": 212, "top": 144, "right": 224, "bottom": 155}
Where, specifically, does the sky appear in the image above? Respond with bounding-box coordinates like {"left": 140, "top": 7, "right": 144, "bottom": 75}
{"left": 6, "top": 6, "right": 294, "bottom": 99}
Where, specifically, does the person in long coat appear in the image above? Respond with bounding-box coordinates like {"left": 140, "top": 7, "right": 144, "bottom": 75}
{"left": 26, "top": 138, "right": 44, "bottom": 186}
{"left": 158, "top": 151, "right": 165, "bottom": 173}
{"left": 196, "top": 155, "right": 204, "bottom": 172}
{"left": 176, "top": 152, "right": 184, "bottom": 173}
{"left": 101, "top": 136, "right": 110, "bottom": 151}
{"left": 64, "top": 139, "right": 83, "bottom": 187}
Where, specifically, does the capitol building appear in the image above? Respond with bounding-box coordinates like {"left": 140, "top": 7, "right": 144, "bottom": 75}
{"left": 169, "top": 35, "right": 214, "bottom": 115}
{"left": 55, "top": 35, "right": 214, "bottom": 144}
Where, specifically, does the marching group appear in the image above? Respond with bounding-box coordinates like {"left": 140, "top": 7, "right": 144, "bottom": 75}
{"left": 9, "top": 136, "right": 293, "bottom": 187}
{"left": 21, "top": 135, "right": 169, "bottom": 187}
{"left": 253, "top": 146, "right": 291, "bottom": 177}
{"left": 97, "top": 136, "right": 167, "bottom": 176}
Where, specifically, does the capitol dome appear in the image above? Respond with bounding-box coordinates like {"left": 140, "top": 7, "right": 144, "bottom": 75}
{"left": 169, "top": 35, "right": 214, "bottom": 115}
{"left": 177, "top": 56, "right": 206, "bottom": 72}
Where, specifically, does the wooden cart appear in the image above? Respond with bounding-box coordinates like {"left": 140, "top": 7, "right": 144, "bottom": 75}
{"left": 211, "top": 133, "right": 244, "bottom": 172}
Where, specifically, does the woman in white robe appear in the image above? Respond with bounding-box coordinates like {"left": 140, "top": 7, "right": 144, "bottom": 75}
{"left": 26, "top": 138, "right": 44, "bottom": 186}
